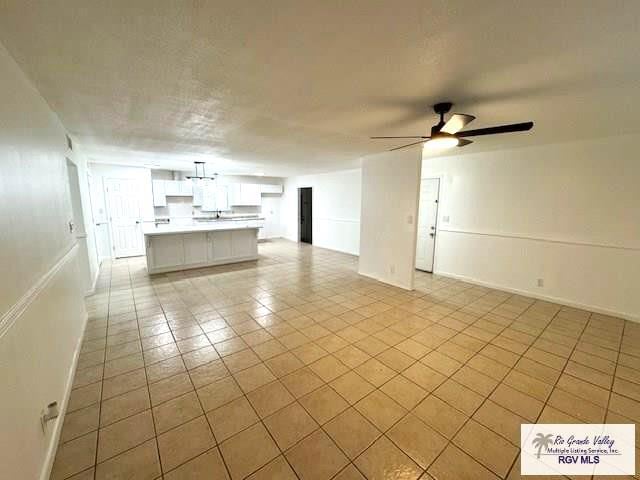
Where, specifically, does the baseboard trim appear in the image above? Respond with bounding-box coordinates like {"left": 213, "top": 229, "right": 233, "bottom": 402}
{"left": 282, "top": 235, "right": 359, "bottom": 257}
{"left": 0, "top": 244, "right": 79, "bottom": 339}
{"left": 436, "top": 270, "right": 639, "bottom": 323}
{"left": 314, "top": 243, "right": 359, "bottom": 257}
{"left": 258, "top": 236, "right": 283, "bottom": 243}
{"left": 40, "top": 311, "right": 88, "bottom": 480}
{"left": 357, "top": 271, "right": 413, "bottom": 291}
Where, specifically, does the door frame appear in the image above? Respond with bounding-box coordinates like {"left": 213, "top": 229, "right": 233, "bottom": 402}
{"left": 415, "top": 176, "right": 442, "bottom": 273}
{"left": 85, "top": 171, "right": 102, "bottom": 267}
{"left": 89, "top": 174, "right": 113, "bottom": 261}
{"left": 298, "top": 187, "right": 313, "bottom": 244}
{"left": 104, "top": 177, "right": 145, "bottom": 258}
{"left": 65, "top": 158, "right": 93, "bottom": 291}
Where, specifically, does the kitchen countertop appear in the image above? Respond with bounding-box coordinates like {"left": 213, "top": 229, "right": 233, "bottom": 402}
{"left": 143, "top": 222, "right": 261, "bottom": 236}
{"left": 154, "top": 215, "right": 265, "bottom": 221}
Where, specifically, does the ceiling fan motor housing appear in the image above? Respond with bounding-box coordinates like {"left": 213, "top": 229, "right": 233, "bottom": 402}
{"left": 432, "top": 102, "right": 453, "bottom": 133}
{"left": 433, "top": 102, "right": 453, "bottom": 115}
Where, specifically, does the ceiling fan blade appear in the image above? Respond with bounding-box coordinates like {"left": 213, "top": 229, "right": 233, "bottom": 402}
{"left": 441, "top": 114, "right": 475, "bottom": 134}
{"left": 457, "top": 121, "right": 533, "bottom": 137}
{"left": 371, "top": 136, "right": 429, "bottom": 139}
{"left": 457, "top": 138, "right": 473, "bottom": 147}
{"left": 390, "top": 139, "right": 430, "bottom": 151}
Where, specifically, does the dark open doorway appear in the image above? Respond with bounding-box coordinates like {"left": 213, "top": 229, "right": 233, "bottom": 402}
{"left": 299, "top": 187, "right": 312, "bottom": 244}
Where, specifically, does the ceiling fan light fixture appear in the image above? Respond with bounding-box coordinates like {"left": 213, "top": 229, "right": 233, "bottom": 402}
{"left": 371, "top": 102, "right": 533, "bottom": 152}
{"left": 424, "top": 133, "right": 459, "bottom": 151}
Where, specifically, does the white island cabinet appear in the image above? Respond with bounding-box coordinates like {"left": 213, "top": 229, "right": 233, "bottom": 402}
{"left": 144, "top": 224, "right": 259, "bottom": 274}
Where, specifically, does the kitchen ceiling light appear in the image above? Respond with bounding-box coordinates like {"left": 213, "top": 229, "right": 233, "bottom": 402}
{"left": 186, "top": 161, "right": 218, "bottom": 180}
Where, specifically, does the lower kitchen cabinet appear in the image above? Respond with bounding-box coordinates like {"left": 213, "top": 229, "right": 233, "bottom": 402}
{"left": 184, "top": 232, "right": 208, "bottom": 265}
{"left": 231, "top": 229, "right": 257, "bottom": 257}
{"left": 145, "top": 228, "right": 259, "bottom": 274}
{"left": 148, "top": 234, "right": 184, "bottom": 269}
{"left": 209, "top": 230, "right": 232, "bottom": 261}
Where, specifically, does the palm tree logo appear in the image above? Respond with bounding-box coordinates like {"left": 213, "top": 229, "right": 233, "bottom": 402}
{"left": 532, "top": 433, "right": 554, "bottom": 459}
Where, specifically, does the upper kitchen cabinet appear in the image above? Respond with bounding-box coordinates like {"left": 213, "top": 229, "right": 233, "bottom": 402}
{"left": 201, "top": 183, "right": 229, "bottom": 211}
{"left": 261, "top": 184, "right": 283, "bottom": 194}
{"left": 229, "top": 183, "right": 262, "bottom": 206}
{"left": 216, "top": 185, "right": 229, "bottom": 210}
{"left": 180, "top": 180, "right": 193, "bottom": 196}
{"left": 201, "top": 184, "right": 216, "bottom": 211}
{"left": 163, "top": 179, "right": 180, "bottom": 196}
{"left": 152, "top": 180, "right": 167, "bottom": 207}
{"left": 192, "top": 183, "right": 203, "bottom": 206}
{"left": 164, "top": 180, "right": 192, "bottom": 196}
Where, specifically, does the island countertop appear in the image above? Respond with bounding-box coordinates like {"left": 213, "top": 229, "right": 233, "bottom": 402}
{"left": 144, "top": 222, "right": 260, "bottom": 274}
{"left": 142, "top": 222, "right": 261, "bottom": 236}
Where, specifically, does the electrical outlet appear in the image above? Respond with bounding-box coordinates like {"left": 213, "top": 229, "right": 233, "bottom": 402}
{"left": 442, "top": 215, "right": 450, "bottom": 223}
{"left": 390, "top": 265, "right": 395, "bottom": 275}
{"left": 537, "top": 278, "right": 544, "bottom": 287}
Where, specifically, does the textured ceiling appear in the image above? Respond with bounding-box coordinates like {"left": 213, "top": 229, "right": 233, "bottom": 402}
{"left": 1, "top": 1, "right": 639, "bottom": 176}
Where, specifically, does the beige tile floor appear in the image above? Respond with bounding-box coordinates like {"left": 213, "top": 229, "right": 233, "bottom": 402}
{"left": 50, "top": 239, "right": 640, "bottom": 480}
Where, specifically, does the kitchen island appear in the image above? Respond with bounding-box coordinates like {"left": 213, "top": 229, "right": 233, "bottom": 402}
{"left": 143, "top": 222, "right": 260, "bottom": 274}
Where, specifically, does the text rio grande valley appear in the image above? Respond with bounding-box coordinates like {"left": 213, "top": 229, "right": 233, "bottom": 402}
{"left": 545, "top": 435, "right": 620, "bottom": 464}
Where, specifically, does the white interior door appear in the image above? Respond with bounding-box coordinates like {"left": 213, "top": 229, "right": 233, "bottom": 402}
{"left": 105, "top": 178, "right": 145, "bottom": 257}
{"left": 90, "top": 174, "right": 112, "bottom": 261}
{"left": 415, "top": 178, "right": 440, "bottom": 272}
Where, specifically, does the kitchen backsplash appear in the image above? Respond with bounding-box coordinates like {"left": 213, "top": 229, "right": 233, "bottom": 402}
{"left": 154, "top": 197, "right": 263, "bottom": 218}
{"left": 150, "top": 170, "right": 284, "bottom": 238}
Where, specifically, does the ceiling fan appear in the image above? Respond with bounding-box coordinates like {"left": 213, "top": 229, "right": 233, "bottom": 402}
{"left": 371, "top": 102, "right": 533, "bottom": 151}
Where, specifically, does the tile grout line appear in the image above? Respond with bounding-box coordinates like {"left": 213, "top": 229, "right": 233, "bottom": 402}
{"left": 129, "top": 259, "right": 165, "bottom": 480}
{"left": 602, "top": 319, "right": 626, "bottom": 425}
{"left": 91, "top": 263, "right": 112, "bottom": 480}
{"left": 167, "top": 273, "right": 520, "bottom": 477}
{"left": 376, "top": 290, "right": 530, "bottom": 479}
{"left": 76, "top": 270, "right": 490, "bottom": 476}
{"left": 507, "top": 310, "right": 592, "bottom": 480}
{"left": 340, "top": 286, "right": 520, "bottom": 479}
{"left": 414, "top": 295, "right": 567, "bottom": 479}
{"left": 136, "top": 266, "right": 468, "bottom": 478}
{"left": 55, "top": 244, "right": 637, "bottom": 480}
{"left": 152, "top": 267, "right": 246, "bottom": 478}
{"left": 198, "top": 268, "right": 604, "bottom": 478}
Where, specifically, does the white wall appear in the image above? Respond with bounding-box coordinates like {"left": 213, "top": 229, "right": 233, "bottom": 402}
{"left": 358, "top": 150, "right": 422, "bottom": 289}
{"left": 282, "top": 169, "right": 361, "bottom": 255}
{"left": 423, "top": 134, "right": 640, "bottom": 320}
{"left": 0, "top": 41, "right": 88, "bottom": 479}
